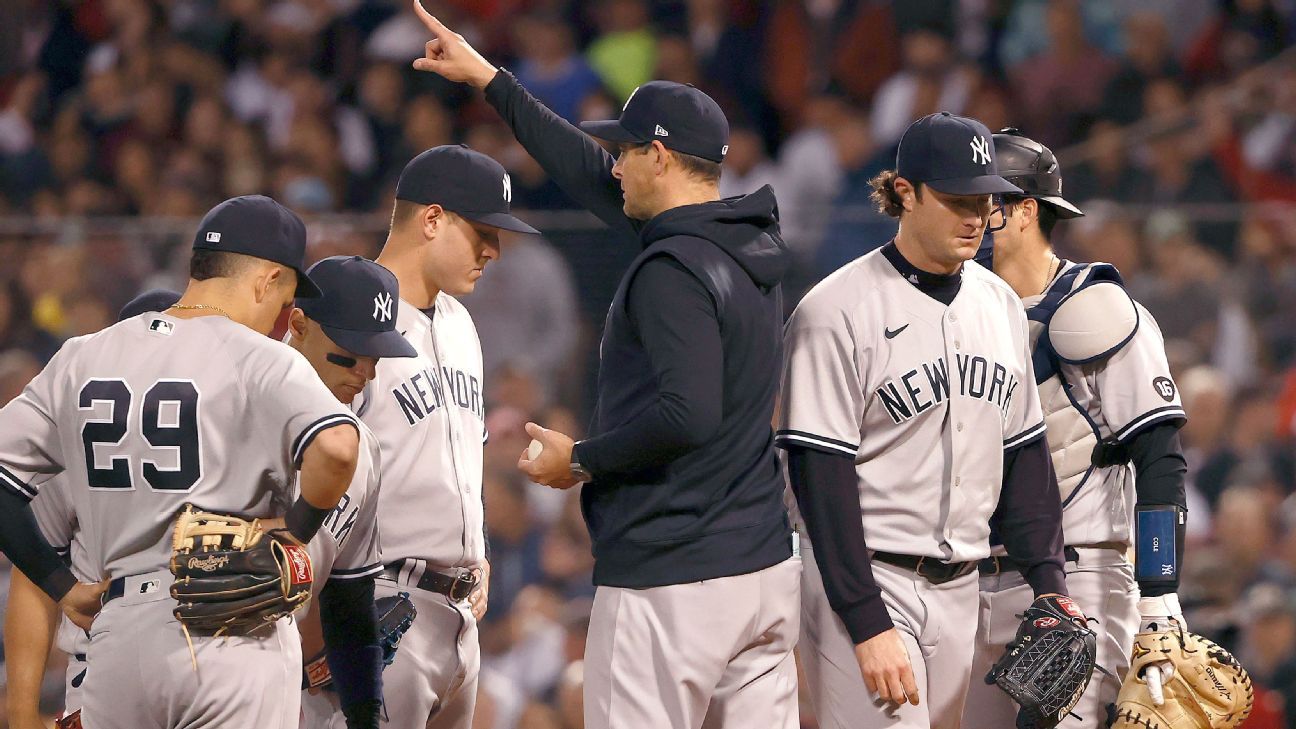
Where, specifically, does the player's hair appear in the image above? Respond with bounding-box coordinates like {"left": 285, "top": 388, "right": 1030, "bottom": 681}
{"left": 1003, "top": 195, "right": 1060, "bottom": 240}
{"left": 671, "top": 149, "right": 722, "bottom": 184}
{"left": 869, "top": 170, "right": 923, "bottom": 218}
{"left": 189, "top": 249, "right": 258, "bottom": 281}
{"left": 626, "top": 142, "right": 722, "bottom": 184}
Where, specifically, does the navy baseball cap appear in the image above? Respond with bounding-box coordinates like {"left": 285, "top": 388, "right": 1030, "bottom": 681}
{"left": 580, "top": 81, "right": 729, "bottom": 163}
{"left": 897, "top": 112, "right": 1022, "bottom": 196}
{"left": 192, "top": 195, "right": 322, "bottom": 298}
{"left": 118, "top": 289, "right": 180, "bottom": 322}
{"left": 296, "top": 256, "right": 417, "bottom": 359}
{"left": 395, "top": 146, "right": 540, "bottom": 235}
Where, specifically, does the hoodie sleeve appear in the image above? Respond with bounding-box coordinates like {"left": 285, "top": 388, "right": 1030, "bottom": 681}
{"left": 572, "top": 256, "right": 723, "bottom": 476}
{"left": 484, "top": 69, "right": 639, "bottom": 241}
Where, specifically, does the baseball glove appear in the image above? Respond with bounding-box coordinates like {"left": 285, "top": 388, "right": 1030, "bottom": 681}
{"left": 168, "top": 505, "right": 313, "bottom": 636}
{"left": 986, "top": 595, "right": 1100, "bottom": 729}
{"left": 1112, "top": 631, "right": 1253, "bottom": 729}
{"left": 303, "top": 591, "right": 419, "bottom": 690}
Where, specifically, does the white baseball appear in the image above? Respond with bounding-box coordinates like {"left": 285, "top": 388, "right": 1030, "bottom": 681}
{"left": 527, "top": 438, "right": 543, "bottom": 460}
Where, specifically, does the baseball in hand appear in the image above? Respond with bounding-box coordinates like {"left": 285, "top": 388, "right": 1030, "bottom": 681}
{"left": 527, "top": 439, "right": 544, "bottom": 460}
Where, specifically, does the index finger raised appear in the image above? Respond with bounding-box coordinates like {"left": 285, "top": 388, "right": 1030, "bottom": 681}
{"left": 412, "top": 0, "right": 449, "bottom": 34}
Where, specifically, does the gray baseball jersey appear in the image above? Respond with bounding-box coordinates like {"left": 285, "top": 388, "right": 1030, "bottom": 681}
{"left": 0, "top": 312, "right": 357, "bottom": 579}
{"left": 300, "top": 420, "right": 384, "bottom": 600}
{"left": 355, "top": 296, "right": 486, "bottom": 569}
{"left": 777, "top": 251, "right": 1044, "bottom": 561}
{"left": 1026, "top": 261, "right": 1185, "bottom": 546}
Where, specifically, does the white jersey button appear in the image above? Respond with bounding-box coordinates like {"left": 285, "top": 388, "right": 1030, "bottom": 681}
{"left": 949, "top": 313, "right": 958, "bottom": 322}
{"left": 957, "top": 422, "right": 964, "bottom": 432}
{"left": 955, "top": 340, "right": 962, "bottom": 349}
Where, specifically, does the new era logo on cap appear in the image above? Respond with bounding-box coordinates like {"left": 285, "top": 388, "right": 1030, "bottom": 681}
{"left": 655, "top": 125, "right": 670, "bottom": 137}
{"left": 206, "top": 232, "right": 221, "bottom": 243}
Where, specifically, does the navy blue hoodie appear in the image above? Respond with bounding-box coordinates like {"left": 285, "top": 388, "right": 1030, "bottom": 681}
{"left": 485, "top": 70, "right": 793, "bottom": 587}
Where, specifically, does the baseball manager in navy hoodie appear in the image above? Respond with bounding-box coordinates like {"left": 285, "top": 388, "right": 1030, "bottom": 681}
{"left": 411, "top": 5, "right": 799, "bottom": 729}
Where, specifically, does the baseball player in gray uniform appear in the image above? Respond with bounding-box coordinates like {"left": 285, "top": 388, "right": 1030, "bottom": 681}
{"left": 357, "top": 146, "right": 539, "bottom": 729}
{"left": 281, "top": 256, "right": 419, "bottom": 729}
{"left": 4, "top": 290, "right": 180, "bottom": 729}
{"left": 0, "top": 195, "right": 361, "bottom": 729}
{"left": 962, "top": 129, "right": 1189, "bottom": 728}
{"left": 778, "top": 113, "right": 1083, "bottom": 729}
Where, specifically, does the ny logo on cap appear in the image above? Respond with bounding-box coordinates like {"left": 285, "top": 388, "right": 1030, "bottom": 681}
{"left": 206, "top": 232, "right": 221, "bottom": 243}
{"left": 373, "top": 291, "right": 393, "bottom": 323}
{"left": 970, "top": 136, "right": 991, "bottom": 165}
{"left": 502, "top": 174, "right": 512, "bottom": 204}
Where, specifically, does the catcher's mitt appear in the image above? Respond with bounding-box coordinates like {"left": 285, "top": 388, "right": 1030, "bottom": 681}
{"left": 986, "top": 595, "right": 1100, "bottom": 729}
{"left": 303, "top": 591, "right": 419, "bottom": 690}
{"left": 1112, "top": 631, "right": 1253, "bottom": 729}
{"left": 55, "top": 710, "right": 82, "bottom": 729}
{"left": 169, "top": 505, "right": 313, "bottom": 636}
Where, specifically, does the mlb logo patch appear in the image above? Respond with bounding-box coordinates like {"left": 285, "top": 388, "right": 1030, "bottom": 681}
{"left": 206, "top": 231, "right": 221, "bottom": 243}
{"left": 149, "top": 319, "right": 174, "bottom": 335}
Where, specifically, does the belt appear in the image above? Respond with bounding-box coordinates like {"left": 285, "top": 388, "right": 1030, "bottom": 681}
{"left": 380, "top": 559, "right": 479, "bottom": 601}
{"left": 979, "top": 545, "right": 1104, "bottom": 577}
{"left": 871, "top": 551, "right": 978, "bottom": 585}
{"left": 103, "top": 576, "right": 128, "bottom": 604}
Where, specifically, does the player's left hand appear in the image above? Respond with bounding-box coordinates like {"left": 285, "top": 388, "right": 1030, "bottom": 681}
{"left": 469, "top": 560, "right": 490, "bottom": 621}
{"left": 518, "top": 423, "right": 580, "bottom": 490}
{"left": 1136, "top": 593, "right": 1185, "bottom": 706}
{"left": 60, "top": 579, "right": 109, "bottom": 631}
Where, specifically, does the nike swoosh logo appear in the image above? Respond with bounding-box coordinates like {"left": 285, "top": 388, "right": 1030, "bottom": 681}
{"left": 884, "top": 324, "right": 909, "bottom": 339}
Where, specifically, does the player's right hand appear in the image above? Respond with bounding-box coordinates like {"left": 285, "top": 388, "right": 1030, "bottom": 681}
{"left": 855, "top": 627, "right": 920, "bottom": 706}
{"left": 59, "top": 579, "right": 109, "bottom": 631}
{"left": 410, "top": 1, "right": 498, "bottom": 89}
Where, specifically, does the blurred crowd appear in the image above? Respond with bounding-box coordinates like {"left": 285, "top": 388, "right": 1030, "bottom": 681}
{"left": 2, "top": 0, "right": 1296, "bottom": 727}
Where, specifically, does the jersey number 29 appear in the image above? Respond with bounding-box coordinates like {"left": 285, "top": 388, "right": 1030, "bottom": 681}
{"left": 79, "top": 379, "right": 201, "bottom": 491}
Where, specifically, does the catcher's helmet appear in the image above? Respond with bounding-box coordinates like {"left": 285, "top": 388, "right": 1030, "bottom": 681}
{"left": 992, "top": 128, "right": 1084, "bottom": 218}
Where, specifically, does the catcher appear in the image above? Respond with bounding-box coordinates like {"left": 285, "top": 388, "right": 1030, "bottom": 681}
{"left": 963, "top": 129, "right": 1252, "bottom": 729}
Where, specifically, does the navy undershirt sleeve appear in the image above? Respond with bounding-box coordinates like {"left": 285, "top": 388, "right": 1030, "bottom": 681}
{"left": 0, "top": 489, "right": 76, "bottom": 601}
{"left": 573, "top": 256, "right": 723, "bottom": 477}
{"left": 320, "top": 576, "right": 382, "bottom": 715}
{"left": 786, "top": 445, "right": 893, "bottom": 644}
{"left": 1127, "top": 422, "right": 1188, "bottom": 596}
{"left": 484, "top": 69, "right": 637, "bottom": 240}
{"left": 993, "top": 435, "right": 1068, "bottom": 597}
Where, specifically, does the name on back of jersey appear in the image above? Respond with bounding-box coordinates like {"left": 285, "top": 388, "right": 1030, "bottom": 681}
{"left": 876, "top": 353, "right": 1019, "bottom": 425}
{"left": 323, "top": 492, "right": 359, "bottom": 545}
{"left": 390, "top": 365, "right": 483, "bottom": 427}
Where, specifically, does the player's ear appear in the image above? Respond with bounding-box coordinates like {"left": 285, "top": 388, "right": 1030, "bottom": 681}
{"left": 894, "top": 176, "right": 917, "bottom": 213}
{"left": 287, "top": 308, "right": 308, "bottom": 340}
{"left": 422, "top": 204, "right": 445, "bottom": 241}
{"left": 649, "top": 140, "right": 669, "bottom": 175}
{"left": 253, "top": 264, "right": 284, "bottom": 304}
{"left": 1020, "top": 198, "right": 1039, "bottom": 232}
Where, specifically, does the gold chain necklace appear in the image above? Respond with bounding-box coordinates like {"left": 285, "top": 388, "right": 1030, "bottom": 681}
{"left": 167, "top": 303, "right": 231, "bottom": 319}
{"left": 1041, "top": 255, "right": 1060, "bottom": 296}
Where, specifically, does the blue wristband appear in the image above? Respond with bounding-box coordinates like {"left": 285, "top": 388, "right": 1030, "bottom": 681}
{"left": 1135, "top": 505, "right": 1182, "bottom": 583}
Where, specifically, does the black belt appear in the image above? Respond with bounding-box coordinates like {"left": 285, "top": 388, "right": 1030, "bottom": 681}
{"left": 380, "top": 560, "right": 479, "bottom": 601}
{"left": 979, "top": 546, "right": 1082, "bottom": 577}
{"left": 871, "top": 551, "right": 978, "bottom": 585}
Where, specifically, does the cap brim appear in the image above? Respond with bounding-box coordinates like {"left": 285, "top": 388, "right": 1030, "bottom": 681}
{"left": 463, "top": 211, "right": 542, "bottom": 235}
{"left": 319, "top": 324, "right": 418, "bottom": 359}
{"left": 294, "top": 268, "right": 323, "bottom": 298}
{"left": 578, "top": 120, "right": 645, "bottom": 144}
{"left": 926, "top": 176, "right": 1023, "bottom": 196}
{"left": 1037, "top": 195, "right": 1085, "bottom": 218}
